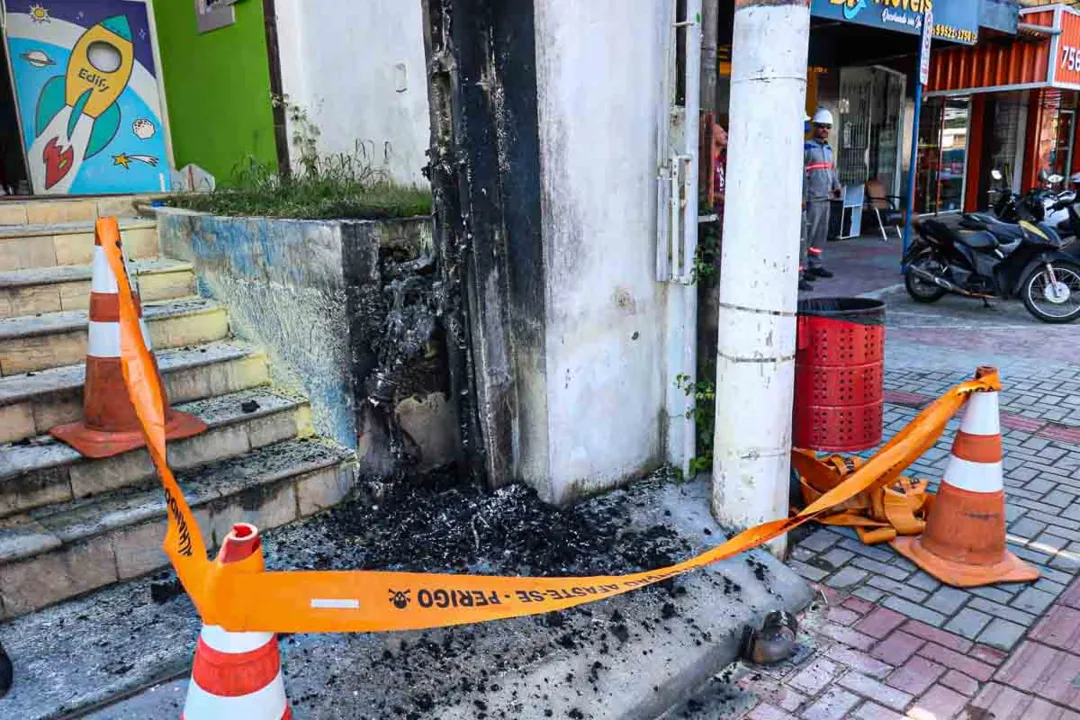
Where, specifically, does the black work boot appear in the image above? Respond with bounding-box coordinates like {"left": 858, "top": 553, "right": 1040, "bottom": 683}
{"left": 0, "top": 640, "right": 12, "bottom": 698}
{"left": 799, "top": 275, "right": 814, "bottom": 292}
{"left": 809, "top": 266, "right": 834, "bottom": 279}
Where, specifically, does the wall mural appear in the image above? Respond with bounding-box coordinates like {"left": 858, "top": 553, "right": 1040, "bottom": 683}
{"left": 3, "top": 1, "right": 171, "bottom": 195}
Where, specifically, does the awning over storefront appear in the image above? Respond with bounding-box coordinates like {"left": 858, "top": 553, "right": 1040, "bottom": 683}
{"left": 927, "top": 5, "right": 1080, "bottom": 96}
{"left": 810, "top": 0, "right": 982, "bottom": 46}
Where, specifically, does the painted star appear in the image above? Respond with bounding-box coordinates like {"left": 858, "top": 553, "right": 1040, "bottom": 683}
{"left": 112, "top": 153, "right": 132, "bottom": 169}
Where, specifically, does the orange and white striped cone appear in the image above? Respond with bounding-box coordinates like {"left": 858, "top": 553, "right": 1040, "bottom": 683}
{"left": 49, "top": 217, "right": 205, "bottom": 458}
{"left": 183, "top": 524, "right": 292, "bottom": 719}
{"left": 893, "top": 366, "right": 1039, "bottom": 588}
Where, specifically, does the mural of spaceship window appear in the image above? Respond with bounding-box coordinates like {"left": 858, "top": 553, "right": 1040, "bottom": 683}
{"left": 3, "top": 1, "right": 172, "bottom": 195}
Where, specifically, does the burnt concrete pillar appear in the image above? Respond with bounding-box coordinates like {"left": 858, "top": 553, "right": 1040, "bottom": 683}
{"left": 422, "top": 0, "right": 677, "bottom": 503}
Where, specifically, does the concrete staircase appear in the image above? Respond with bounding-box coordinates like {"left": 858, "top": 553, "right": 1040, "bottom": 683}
{"left": 0, "top": 195, "right": 357, "bottom": 621}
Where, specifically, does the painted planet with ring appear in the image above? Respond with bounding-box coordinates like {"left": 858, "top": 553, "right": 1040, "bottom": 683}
{"left": 20, "top": 50, "right": 55, "bottom": 68}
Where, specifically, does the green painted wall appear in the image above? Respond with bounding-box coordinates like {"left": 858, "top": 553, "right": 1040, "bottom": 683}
{"left": 154, "top": 1, "right": 277, "bottom": 184}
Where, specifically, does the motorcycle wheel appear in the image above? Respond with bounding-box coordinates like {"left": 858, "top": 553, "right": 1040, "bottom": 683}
{"left": 1022, "top": 261, "right": 1080, "bottom": 324}
{"left": 904, "top": 254, "right": 947, "bottom": 303}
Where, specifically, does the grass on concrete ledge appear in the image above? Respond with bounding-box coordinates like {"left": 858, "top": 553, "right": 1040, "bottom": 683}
{"left": 168, "top": 153, "right": 433, "bottom": 221}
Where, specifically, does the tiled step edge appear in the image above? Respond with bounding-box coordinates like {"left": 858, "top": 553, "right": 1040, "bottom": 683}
{"left": 0, "top": 436, "right": 357, "bottom": 620}
{"left": 0, "top": 386, "right": 313, "bottom": 519}
{"left": 0, "top": 340, "right": 270, "bottom": 444}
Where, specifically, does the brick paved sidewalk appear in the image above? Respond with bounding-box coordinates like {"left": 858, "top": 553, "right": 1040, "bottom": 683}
{"left": 734, "top": 574, "right": 1080, "bottom": 719}
{"left": 732, "top": 365, "right": 1080, "bottom": 719}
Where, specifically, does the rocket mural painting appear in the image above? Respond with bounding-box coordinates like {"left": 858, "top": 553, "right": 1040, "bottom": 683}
{"left": 32, "top": 15, "right": 132, "bottom": 192}
{"left": 4, "top": 2, "right": 171, "bottom": 196}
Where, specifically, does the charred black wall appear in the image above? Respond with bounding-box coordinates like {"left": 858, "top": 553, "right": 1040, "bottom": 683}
{"left": 422, "top": 0, "right": 546, "bottom": 488}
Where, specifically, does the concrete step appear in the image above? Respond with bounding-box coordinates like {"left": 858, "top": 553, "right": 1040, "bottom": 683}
{"left": 0, "top": 257, "right": 195, "bottom": 319}
{"left": 0, "top": 296, "right": 230, "bottom": 376}
{"left": 0, "top": 218, "right": 159, "bottom": 272}
{"left": 0, "top": 387, "right": 313, "bottom": 519}
{"left": 0, "top": 194, "right": 143, "bottom": 226}
{"left": 0, "top": 340, "right": 270, "bottom": 444}
{"left": 0, "top": 436, "right": 357, "bottom": 620}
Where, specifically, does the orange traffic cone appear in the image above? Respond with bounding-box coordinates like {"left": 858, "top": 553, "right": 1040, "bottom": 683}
{"left": 183, "top": 524, "right": 292, "bottom": 719}
{"left": 893, "top": 366, "right": 1039, "bottom": 588}
{"left": 49, "top": 218, "right": 205, "bottom": 458}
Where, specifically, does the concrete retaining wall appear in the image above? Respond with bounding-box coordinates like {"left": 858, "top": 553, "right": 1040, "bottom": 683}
{"left": 157, "top": 208, "right": 456, "bottom": 477}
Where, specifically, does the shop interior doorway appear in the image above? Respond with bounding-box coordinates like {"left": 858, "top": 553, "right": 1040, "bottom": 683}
{"left": 916, "top": 96, "right": 971, "bottom": 215}
{"left": 836, "top": 66, "right": 906, "bottom": 208}
{"left": 0, "top": 39, "right": 29, "bottom": 197}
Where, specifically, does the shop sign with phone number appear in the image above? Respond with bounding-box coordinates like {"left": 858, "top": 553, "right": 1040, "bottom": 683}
{"left": 811, "top": 0, "right": 979, "bottom": 46}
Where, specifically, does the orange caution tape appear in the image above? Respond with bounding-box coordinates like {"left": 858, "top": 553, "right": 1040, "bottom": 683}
{"left": 100, "top": 220, "right": 1001, "bottom": 634}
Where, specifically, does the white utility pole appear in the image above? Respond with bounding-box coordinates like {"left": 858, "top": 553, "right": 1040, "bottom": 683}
{"left": 712, "top": 0, "right": 810, "bottom": 556}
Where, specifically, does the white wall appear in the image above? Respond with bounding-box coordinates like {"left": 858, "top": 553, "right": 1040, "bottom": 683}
{"left": 533, "top": 0, "right": 669, "bottom": 503}
{"left": 274, "top": 0, "right": 431, "bottom": 187}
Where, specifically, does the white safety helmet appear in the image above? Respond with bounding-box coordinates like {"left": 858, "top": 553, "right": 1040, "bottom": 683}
{"left": 812, "top": 108, "right": 834, "bottom": 126}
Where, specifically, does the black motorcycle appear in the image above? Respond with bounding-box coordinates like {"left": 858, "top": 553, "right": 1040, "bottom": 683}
{"left": 988, "top": 168, "right": 1062, "bottom": 224}
{"left": 904, "top": 214, "right": 1080, "bottom": 324}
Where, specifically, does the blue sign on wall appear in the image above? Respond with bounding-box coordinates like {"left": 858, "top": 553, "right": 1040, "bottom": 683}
{"left": 980, "top": 0, "right": 1019, "bottom": 35}
{"left": 811, "top": 0, "right": 981, "bottom": 46}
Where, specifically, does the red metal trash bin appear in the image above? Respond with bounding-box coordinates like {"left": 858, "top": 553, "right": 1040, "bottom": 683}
{"left": 793, "top": 297, "right": 886, "bottom": 453}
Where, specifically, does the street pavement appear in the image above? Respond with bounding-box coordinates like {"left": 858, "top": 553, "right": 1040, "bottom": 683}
{"left": 731, "top": 236, "right": 1080, "bottom": 719}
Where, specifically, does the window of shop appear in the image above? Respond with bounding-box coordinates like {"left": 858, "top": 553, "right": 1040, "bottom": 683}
{"left": 835, "top": 67, "right": 906, "bottom": 196}
{"left": 915, "top": 97, "right": 970, "bottom": 214}
{"left": 971, "top": 93, "right": 1027, "bottom": 210}
{"left": 987, "top": 94, "right": 1025, "bottom": 184}
{"left": 1034, "top": 91, "right": 1076, "bottom": 181}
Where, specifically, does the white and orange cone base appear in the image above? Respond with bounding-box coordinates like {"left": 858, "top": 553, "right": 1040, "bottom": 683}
{"left": 893, "top": 367, "right": 1039, "bottom": 588}
{"left": 182, "top": 524, "right": 292, "bottom": 719}
{"left": 49, "top": 217, "right": 205, "bottom": 458}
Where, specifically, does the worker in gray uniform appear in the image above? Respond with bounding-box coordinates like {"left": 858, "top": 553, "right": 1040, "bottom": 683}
{"left": 804, "top": 108, "right": 841, "bottom": 281}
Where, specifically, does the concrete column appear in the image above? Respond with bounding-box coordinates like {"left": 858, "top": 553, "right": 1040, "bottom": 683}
{"left": 700, "top": 0, "right": 719, "bottom": 113}
{"left": 711, "top": 0, "right": 809, "bottom": 555}
{"left": 421, "top": 0, "right": 672, "bottom": 503}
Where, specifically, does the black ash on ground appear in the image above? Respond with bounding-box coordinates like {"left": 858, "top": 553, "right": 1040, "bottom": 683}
{"left": 251, "top": 474, "right": 760, "bottom": 719}
{"left": 265, "top": 472, "right": 694, "bottom": 579}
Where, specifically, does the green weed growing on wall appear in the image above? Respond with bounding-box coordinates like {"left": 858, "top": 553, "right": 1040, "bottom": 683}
{"left": 273, "top": 93, "right": 320, "bottom": 175}
{"left": 169, "top": 96, "right": 432, "bottom": 220}
{"left": 675, "top": 371, "right": 715, "bottom": 476}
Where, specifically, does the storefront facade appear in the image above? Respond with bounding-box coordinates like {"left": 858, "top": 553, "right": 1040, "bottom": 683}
{"left": 711, "top": 1, "right": 1017, "bottom": 227}
{"left": 925, "top": 4, "right": 1080, "bottom": 212}
{"left": 806, "top": 0, "right": 993, "bottom": 230}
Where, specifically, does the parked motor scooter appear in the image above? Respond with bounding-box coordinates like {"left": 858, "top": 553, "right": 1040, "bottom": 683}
{"left": 1041, "top": 189, "right": 1080, "bottom": 260}
{"left": 904, "top": 208, "right": 1080, "bottom": 323}
{"left": 986, "top": 168, "right": 1064, "bottom": 224}
{"left": 1041, "top": 171, "right": 1079, "bottom": 231}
